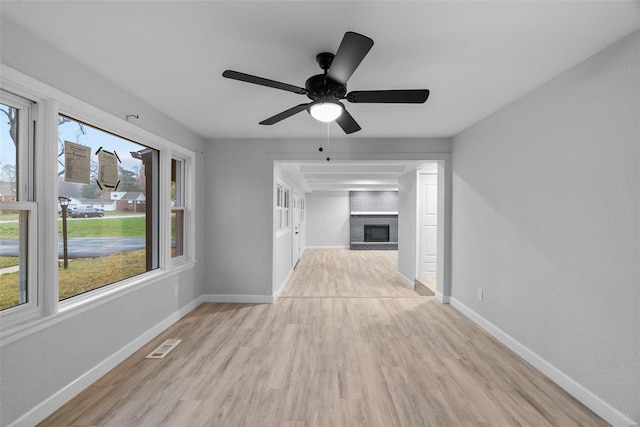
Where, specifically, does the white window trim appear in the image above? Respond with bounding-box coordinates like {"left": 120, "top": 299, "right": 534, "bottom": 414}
{"left": 0, "top": 202, "right": 39, "bottom": 329}
{"left": 275, "top": 180, "right": 291, "bottom": 237}
{"left": 169, "top": 155, "right": 192, "bottom": 266}
{"left": 0, "top": 64, "right": 196, "bottom": 342}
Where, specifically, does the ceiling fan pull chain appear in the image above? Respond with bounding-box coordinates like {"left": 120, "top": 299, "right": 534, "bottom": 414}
{"left": 326, "top": 123, "right": 331, "bottom": 161}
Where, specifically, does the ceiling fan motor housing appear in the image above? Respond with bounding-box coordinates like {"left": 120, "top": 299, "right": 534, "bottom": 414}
{"left": 305, "top": 74, "right": 347, "bottom": 100}
{"left": 305, "top": 52, "right": 347, "bottom": 101}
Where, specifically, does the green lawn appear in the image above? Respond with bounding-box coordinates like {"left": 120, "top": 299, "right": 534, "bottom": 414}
{"left": 0, "top": 216, "right": 146, "bottom": 239}
{"left": 0, "top": 215, "right": 148, "bottom": 311}
{"left": 0, "top": 249, "right": 147, "bottom": 311}
{"left": 0, "top": 257, "right": 18, "bottom": 269}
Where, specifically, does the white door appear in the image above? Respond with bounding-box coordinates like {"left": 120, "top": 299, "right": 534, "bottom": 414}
{"left": 419, "top": 173, "right": 438, "bottom": 279}
{"left": 292, "top": 192, "right": 302, "bottom": 267}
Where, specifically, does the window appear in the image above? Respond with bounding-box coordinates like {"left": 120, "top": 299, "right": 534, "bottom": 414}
{"left": 1, "top": 68, "right": 195, "bottom": 334}
{"left": 0, "top": 91, "right": 36, "bottom": 312}
{"left": 171, "top": 158, "right": 185, "bottom": 258}
{"left": 57, "top": 115, "right": 159, "bottom": 302}
{"left": 275, "top": 182, "right": 290, "bottom": 232}
{"left": 300, "top": 198, "right": 305, "bottom": 223}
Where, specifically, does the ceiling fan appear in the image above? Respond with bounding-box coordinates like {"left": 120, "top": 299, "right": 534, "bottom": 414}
{"left": 222, "top": 31, "right": 430, "bottom": 134}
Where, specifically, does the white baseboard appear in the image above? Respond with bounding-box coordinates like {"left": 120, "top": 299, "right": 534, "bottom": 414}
{"left": 9, "top": 296, "right": 204, "bottom": 427}
{"left": 449, "top": 297, "right": 637, "bottom": 427}
{"left": 435, "top": 291, "right": 450, "bottom": 304}
{"left": 200, "top": 294, "right": 274, "bottom": 304}
{"left": 396, "top": 272, "right": 415, "bottom": 289}
{"left": 273, "top": 269, "right": 294, "bottom": 302}
{"left": 304, "top": 245, "right": 350, "bottom": 249}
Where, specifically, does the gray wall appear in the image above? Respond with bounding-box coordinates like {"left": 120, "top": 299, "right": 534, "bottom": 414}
{"left": 451, "top": 30, "right": 640, "bottom": 423}
{"left": 305, "top": 191, "right": 350, "bottom": 248}
{"left": 0, "top": 17, "right": 206, "bottom": 425}
{"left": 203, "top": 137, "right": 451, "bottom": 297}
{"left": 397, "top": 170, "right": 417, "bottom": 283}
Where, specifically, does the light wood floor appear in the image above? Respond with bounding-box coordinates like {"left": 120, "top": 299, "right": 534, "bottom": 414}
{"left": 41, "top": 249, "right": 608, "bottom": 426}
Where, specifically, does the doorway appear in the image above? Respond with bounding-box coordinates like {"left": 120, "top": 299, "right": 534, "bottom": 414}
{"left": 418, "top": 166, "right": 438, "bottom": 293}
{"left": 272, "top": 156, "right": 451, "bottom": 303}
{"left": 292, "top": 190, "right": 302, "bottom": 268}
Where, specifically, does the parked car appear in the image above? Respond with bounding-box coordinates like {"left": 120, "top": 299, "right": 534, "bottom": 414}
{"left": 69, "top": 207, "right": 104, "bottom": 218}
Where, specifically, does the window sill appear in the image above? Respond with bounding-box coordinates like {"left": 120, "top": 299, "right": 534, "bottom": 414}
{"left": 0, "top": 260, "right": 197, "bottom": 347}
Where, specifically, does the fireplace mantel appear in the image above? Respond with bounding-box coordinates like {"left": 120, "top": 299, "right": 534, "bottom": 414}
{"left": 350, "top": 211, "right": 398, "bottom": 216}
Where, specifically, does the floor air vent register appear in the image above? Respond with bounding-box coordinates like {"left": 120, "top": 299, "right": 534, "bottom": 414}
{"left": 146, "top": 339, "right": 182, "bottom": 359}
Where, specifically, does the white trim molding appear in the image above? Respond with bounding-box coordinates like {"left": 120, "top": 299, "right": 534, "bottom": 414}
{"left": 304, "top": 245, "right": 350, "bottom": 249}
{"left": 8, "top": 297, "right": 203, "bottom": 427}
{"left": 435, "top": 291, "right": 450, "bottom": 304}
{"left": 450, "top": 297, "right": 637, "bottom": 427}
{"left": 200, "top": 294, "right": 274, "bottom": 304}
{"left": 396, "top": 272, "right": 415, "bottom": 289}
{"left": 273, "top": 268, "right": 294, "bottom": 301}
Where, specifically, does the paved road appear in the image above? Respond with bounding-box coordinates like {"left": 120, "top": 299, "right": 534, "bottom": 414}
{"left": 0, "top": 214, "right": 144, "bottom": 224}
{"left": 0, "top": 237, "right": 145, "bottom": 258}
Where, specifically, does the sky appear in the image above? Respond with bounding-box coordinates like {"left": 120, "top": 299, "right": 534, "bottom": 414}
{"left": 1, "top": 104, "right": 147, "bottom": 184}
{"left": 58, "top": 117, "right": 147, "bottom": 174}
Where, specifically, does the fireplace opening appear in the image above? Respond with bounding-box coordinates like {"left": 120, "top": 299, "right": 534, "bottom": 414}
{"left": 364, "top": 224, "right": 390, "bottom": 242}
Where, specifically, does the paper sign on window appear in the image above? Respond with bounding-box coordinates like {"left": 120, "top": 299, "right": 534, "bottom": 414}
{"left": 97, "top": 148, "right": 120, "bottom": 189}
{"left": 64, "top": 141, "right": 91, "bottom": 184}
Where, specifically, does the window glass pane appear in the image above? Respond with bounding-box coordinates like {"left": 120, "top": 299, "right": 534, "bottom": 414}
{"left": 57, "top": 115, "right": 158, "bottom": 301}
{"left": 171, "top": 210, "right": 184, "bottom": 258}
{"left": 170, "top": 159, "right": 185, "bottom": 259}
{"left": 0, "top": 210, "right": 28, "bottom": 311}
{"left": 0, "top": 102, "right": 18, "bottom": 201}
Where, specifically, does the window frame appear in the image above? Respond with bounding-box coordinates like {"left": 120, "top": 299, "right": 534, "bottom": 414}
{"left": 55, "top": 113, "right": 162, "bottom": 304}
{"left": 274, "top": 180, "right": 290, "bottom": 236}
{"left": 0, "top": 65, "right": 196, "bottom": 342}
{"left": 170, "top": 156, "right": 189, "bottom": 264}
{"left": 0, "top": 90, "right": 39, "bottom": 320}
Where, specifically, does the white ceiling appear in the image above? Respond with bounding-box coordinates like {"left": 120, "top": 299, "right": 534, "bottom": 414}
{"left": 2, "top": 1, "right": 639, "bottom": 191}
{"left": 278, "top": 160, "right": 436, "bottom": 193}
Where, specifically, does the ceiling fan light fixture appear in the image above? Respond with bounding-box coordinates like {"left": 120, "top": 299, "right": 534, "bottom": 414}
{"left": 309, "top": 100, "right": 343, "bottom": 122}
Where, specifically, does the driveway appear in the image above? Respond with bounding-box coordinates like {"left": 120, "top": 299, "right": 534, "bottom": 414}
{"left": 0, "top": 237, "right": 146, "bottom": 258}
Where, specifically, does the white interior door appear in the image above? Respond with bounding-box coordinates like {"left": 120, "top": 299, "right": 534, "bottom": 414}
{"left": 419, "top": 173, "right": 438, "bottom": 279}
{"left": 292, "top": 191, "right": 301, "bottom": 267}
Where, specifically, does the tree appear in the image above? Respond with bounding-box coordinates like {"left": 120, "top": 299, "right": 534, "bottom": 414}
{"left": 1, "top": 164, "right": 16, "bottom": 184}
{"left": 118, "top": 166, "right": 142, "bottom": 192}
{"left": 57, "top": 116, "right": 89, "bottom": 177}
{"left": 1, "top": 105, "right": 89, "bottom": 178}
{"left": 80, "top": 181, "right": 99, "bottom": 199}
{"left": 0, "top": 106, "right": 17, "bottom": 146}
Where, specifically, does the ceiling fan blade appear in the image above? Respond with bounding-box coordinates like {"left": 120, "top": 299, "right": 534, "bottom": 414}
{"left": 335, "top": 108, "right": 361, "bottom": 134}
{"left": 259, "top": 104, "right": 310, "bottom": 125}
{"left": 327, "top": 32, "right": 374, "bottom": 85}
{"left": 223, "top": 70, "right": 307, "bottom": 95}
{"left": 347, "top": 89, "right": 430, "bottom": 104}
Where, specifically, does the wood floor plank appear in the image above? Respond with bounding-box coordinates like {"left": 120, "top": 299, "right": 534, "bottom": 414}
{"left": 40, "top": 249, "right": 608, "bottom": 426}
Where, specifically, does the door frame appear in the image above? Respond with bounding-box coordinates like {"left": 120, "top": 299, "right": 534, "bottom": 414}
{"left": 291, "top": 190, "right": 302, "bottom": 268}
{"left": 271, "top": 154, "right": 452, "bottom": 304}
{"left": 417, "top": 166, "right": 438, "bottom": 281}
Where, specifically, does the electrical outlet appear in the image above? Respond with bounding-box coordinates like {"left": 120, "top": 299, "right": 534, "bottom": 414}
{"left": 477, "top": 288, "right": 483, "bottom": 301}
{"left": 173, "top": 285, "right": 178, "bottom": 298}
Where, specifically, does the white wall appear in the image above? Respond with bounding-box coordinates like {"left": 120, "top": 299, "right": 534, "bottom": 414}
{"left": 273, "top": 165, "right": 306, "bottom": 296}
{"left": 451, "top": 30, "right": 640, "bottom": 426}
{"left": 305, "top": 191, "right": 350, "bottom": 248}
{"left": 0, "top": 18, "right": 206, "bottom": 426}
{"left": 397, "top": 170, "right": 417, "bottom": 285}
{"left": 204, "top": 137, "right": 451, "bottom": 299}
